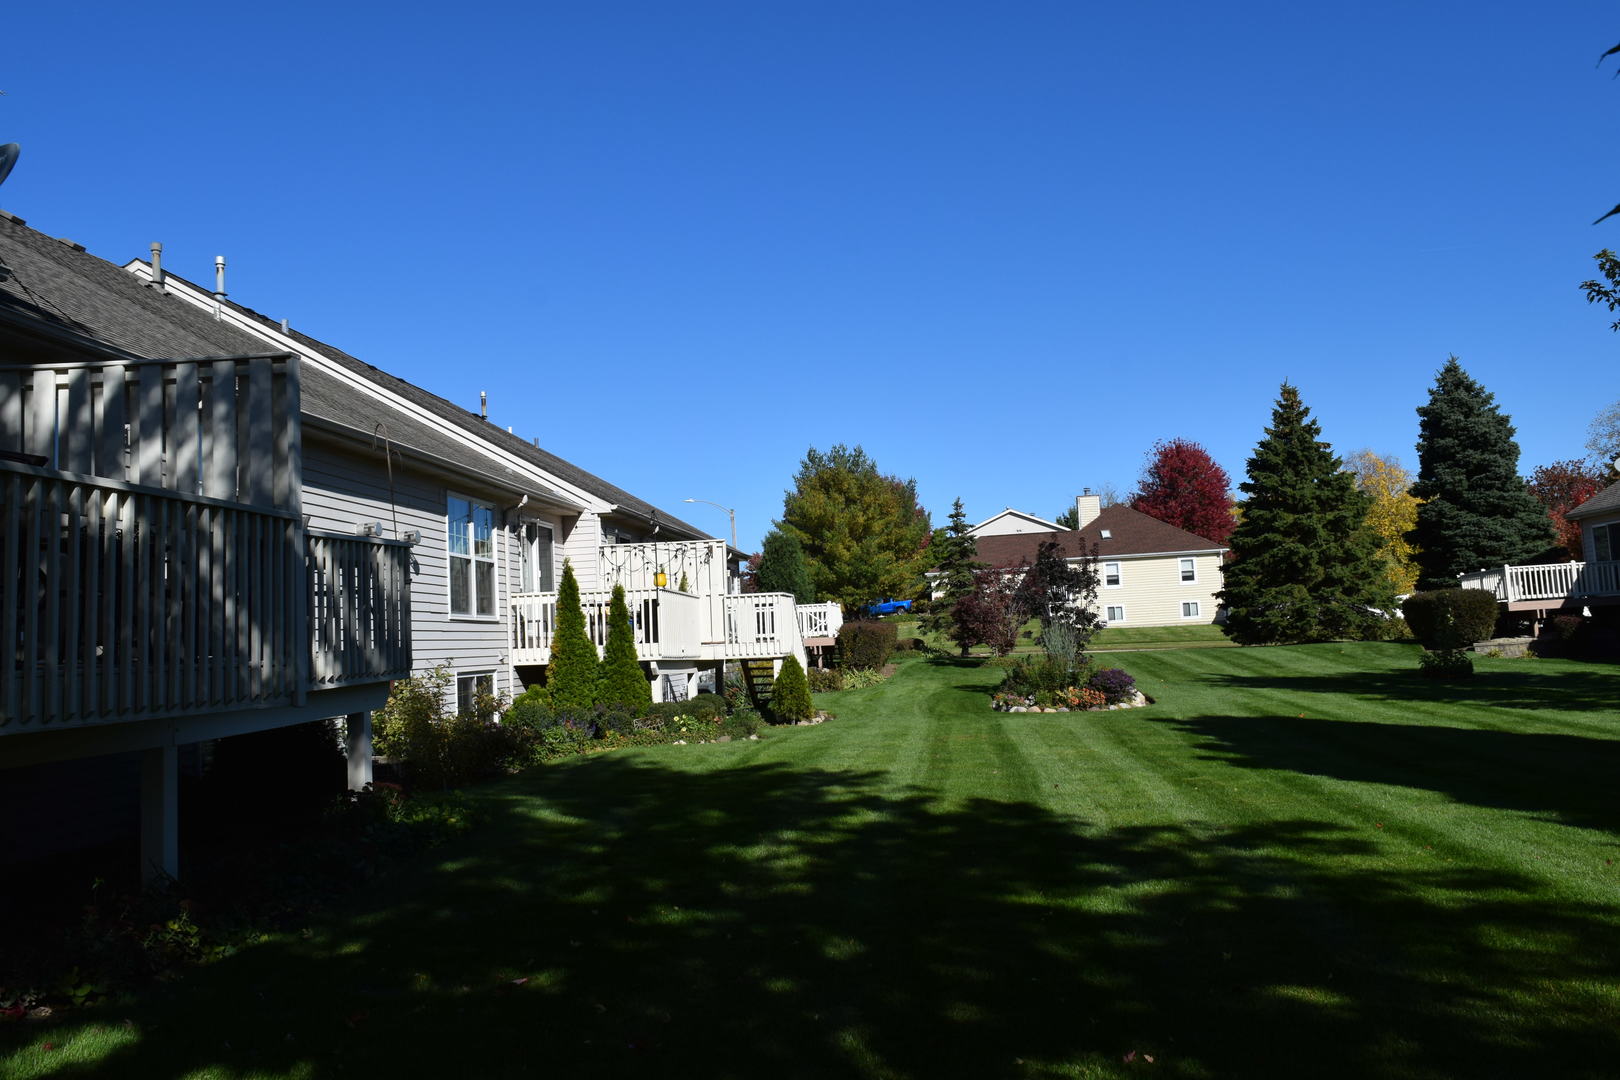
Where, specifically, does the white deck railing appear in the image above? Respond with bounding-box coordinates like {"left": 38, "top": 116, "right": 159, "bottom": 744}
{"left": 723, "top": 593, "right": 804, "bottom": 660}
{"left": 796, "top": 601, "right": 843, "bottom": 640}
{"left": 510, "top": 587, "right": 703, "bottom": 665}
{"left": 308, "top": 531, "right": 413, "bottom": 687}
{"left": 1458, "top": 561, "right": 1620, "bottom": 604}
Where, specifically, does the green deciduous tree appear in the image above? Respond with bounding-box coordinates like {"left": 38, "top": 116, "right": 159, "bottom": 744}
{"left": 1344, "top": 449, "right": 1422, "bottom": 596}
{"left": 754, "top": 528, "right": 814, "bottom": 603}
{"left": 780, "top": 444, "right": 932, "bottom": 611}
{"left": 597, "top": 584, "right": 651, "bottom": 711}
{"left": 1220, "top": 384, "right": 1393, "bottom": 645}
{"left": 1408, "top": 358, "right": 1553, "bottom": 589}
{"left": 547, "top": 559, "right": 600, "bottom": 710}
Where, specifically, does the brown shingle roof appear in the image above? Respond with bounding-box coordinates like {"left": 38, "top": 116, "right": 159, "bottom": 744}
{"left": 971, "top": 504, "right": 1226, "bottom": 567}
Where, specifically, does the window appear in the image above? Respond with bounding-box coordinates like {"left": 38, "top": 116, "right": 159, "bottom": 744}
{"left": 1104, "top": 562, "right": 1121, "bottom": 587}
{"left": 1597, "top": 522, "right": 1618, "bottom": 562}
{"left": 1182, "top": 601, "right": 1201, "bottom": 618}
{"left": 520, "top": 521, "right": 555, "bottom": 593}
{"left": 1179, "top": 557, "right": 1197, "bottom": 582}
{"left": 1106, "top": 605, "right": 1125, "bottom": 622}
{"left": 456, "top": 671, "right": 495, "bottom": 718}
{"left": 448, "top": 495, "right": 496, "bottom": 616}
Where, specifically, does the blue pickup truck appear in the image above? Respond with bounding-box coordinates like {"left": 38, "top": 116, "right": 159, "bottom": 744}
{"left": 863, "top": 598, "right": 913, "bottom": 617}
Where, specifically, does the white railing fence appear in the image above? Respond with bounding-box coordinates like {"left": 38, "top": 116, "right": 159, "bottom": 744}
{"left": 724, "top": 592, "right": 804, "bottom": 660}
{"left": 796, "top": 601, "right": 843, "bottom": 639}
{"left": 0, "top": 353, "right": 301, "bottom": 512}
{"left": 307, "top": 531, "right": 413, "bottom": 687}
{"left": 1459, "top": 561, "right": 1620, "bottom": 604}
{"left": 510, "top": 588, "right": 703, "bottom": 664}
{"left": 599, "top": 539, "right": 730, "bottom": 642}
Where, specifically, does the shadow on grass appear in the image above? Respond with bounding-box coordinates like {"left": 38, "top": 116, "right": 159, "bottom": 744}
{"left": 8, "top": 756, "right": 1620, "bottom": 1079}
{"left": 1200, "top": 661, "right": 1620, "bottom": 713}
{"left": 1164, "top": 712, "right": 1620, "bottom": 832}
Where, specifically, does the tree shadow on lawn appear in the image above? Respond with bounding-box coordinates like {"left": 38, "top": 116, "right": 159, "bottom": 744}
{"left": 1200, "top": 661, "right": 1620, "bottom": 714}
{"left": 11, "top": 757, "right": 1620, "bottom": 1080}
{"left": 1162, "top": 712, "right": 1620, "bottom": 833}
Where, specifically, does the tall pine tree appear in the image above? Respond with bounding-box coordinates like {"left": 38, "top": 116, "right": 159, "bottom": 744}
{"left": 547, "top": 559, "right": 600, "bottom": 710}
{"left": 927, "top": 498, "right": 985, "bottom": 653}
{"left": 1408, "top": 358, "right": 1553, "bottom": 588}
{"left": 1220, "top": 384, "right": 1393, "bottom": 644}
{"left": 754, "top": 528, "right": 815, "bottom": 602}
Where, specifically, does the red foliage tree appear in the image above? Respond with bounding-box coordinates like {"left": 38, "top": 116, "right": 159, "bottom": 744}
{"left": 949, "top": 566, "right": 1024, "bottom": 656}
{"left": 1130, "top": 438, "right": 1235, "bottom": 544}
{"left": 1528, "top": 459, "right": 1606, "bottom": 559}
{"left": 741, "top": 551, "right": 763, "bottom": 593}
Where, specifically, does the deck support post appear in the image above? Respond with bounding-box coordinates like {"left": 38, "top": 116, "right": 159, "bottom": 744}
{"left": 140, "top": 736, "right": 179, "bottom": 884}
{"left": 345, "top": 710, "right": 373, "bottom": 790}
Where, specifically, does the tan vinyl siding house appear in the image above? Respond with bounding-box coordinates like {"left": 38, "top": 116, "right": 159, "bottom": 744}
{"left": 973, "top": 505, "right": 1228, "bottom": 628}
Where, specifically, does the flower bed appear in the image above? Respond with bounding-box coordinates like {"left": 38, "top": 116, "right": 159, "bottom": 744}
{"left": 990, "top": 664, "right": 1149, "bottom": 712}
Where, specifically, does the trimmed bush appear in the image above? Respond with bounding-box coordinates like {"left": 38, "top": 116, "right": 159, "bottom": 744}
{"left": 808, "top": 668, "right": 844, "bottom": 693}
{"left": 770, "top": 654, "right": 814, "bottom": 723}
{"left": 597, "top": 585, "right": 652, "bottom": 711}
{"left": 1087, "top": 667, "right": 1137, "bottom": 704}
{"left": 1419, "top": 649, "right": 1474, "bottom": 679}
{"left": 548, "top": 560, "right": 600, "bottom": 710}
{"left": 838, "top": 620, "right": 897, "bottom": 671}
{"left": 1401, "top": 589, "right": 1500, "bottom": 649}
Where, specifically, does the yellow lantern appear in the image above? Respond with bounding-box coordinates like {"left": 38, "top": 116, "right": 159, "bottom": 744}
{"left": 655, "top": 567, "right": 668, "bottom": 588}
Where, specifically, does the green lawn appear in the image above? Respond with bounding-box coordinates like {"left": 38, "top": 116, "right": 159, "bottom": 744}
{"left": 904, "top": 616, "right": 1232, "bottom": 654}
{"left": 7, "top": 643, "right": 1620, "bottom": 1079}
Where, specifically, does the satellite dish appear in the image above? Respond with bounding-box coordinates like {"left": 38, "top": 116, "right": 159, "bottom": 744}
{"left": 0, "top": 144, "right": 19, "bottom": 188}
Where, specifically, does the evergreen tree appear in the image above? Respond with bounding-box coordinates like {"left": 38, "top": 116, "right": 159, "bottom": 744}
{"left": 927, "top": 498, "right": 985, "bottom": 652}
{"left": 1220, "top": 383, "right": 1394, "bottom": 644}
{"left": 1408, "top": 358, "right": 1554, "bottom": 588}
{"left": 547, "top": 559, "right": 600, "bottom": 710}
{"left": 769, "top": 654, "right": 814, "bottom": 723}
{"left": 779, "top": 444, "right": 933, "bottom": 610}
{"left": 754, "top": 528, "right": 815, "bottom": 602}
{"left": 596, "top": 585, "right": 651, "bottom": 711}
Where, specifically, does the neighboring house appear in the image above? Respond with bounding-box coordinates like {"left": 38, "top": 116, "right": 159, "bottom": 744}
{"left": 1459, "top": 481, "right": 1620, "bottom": 622}
{"left": 969, "top": 495, "right": 1227, "bottom": 627}
{"left": 969, "top": 508, "right": 1065, "bottom": 537}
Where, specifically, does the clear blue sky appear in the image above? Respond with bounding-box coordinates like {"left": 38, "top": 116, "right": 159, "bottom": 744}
{"left": 4, "top": 2, "right": 1616, "bottom": 550}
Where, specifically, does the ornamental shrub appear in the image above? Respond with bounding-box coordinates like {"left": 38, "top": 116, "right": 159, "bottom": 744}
{"left": 807, "top": 668, "right": 844, "bottom": 693}
{"left": 770, "top": 654, "right": 814, "bottom": 723}
{"left": 1401, "top": 589, "right": 1499, "bottom": 649}
{"left": 838, "top": 667, "right": 887, "bottom": 691}
{"left": 1419, "top": 649, "right": 1474, "bottom": 679}
{"left": 597, "top": 585, "right": 652, "bottom": 711}
{"left": 1087, "top": 667, "right": 1137, "bottom": 705}
{"left": 838, "top": 620, "right": 897, "bottom": 671}
{"left": 999, "top": 655, "right": 1089, "bottom": 698}
{"left": 548, "top": 560, "right": 600, "bottom": 710}
{"left": 722, "top": 708, "right": 766, "bottom": 738}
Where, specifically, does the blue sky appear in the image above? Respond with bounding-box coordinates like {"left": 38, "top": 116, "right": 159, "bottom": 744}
{"left": 4, "top": 2, "right": 1616, "bottom": 549}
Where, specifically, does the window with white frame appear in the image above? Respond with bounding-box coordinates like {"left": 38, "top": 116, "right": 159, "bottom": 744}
{"left": 1182, "top": 601, "right": 1201, "bottom": 618}
{"left": 1104, "top": 562, "right": 1121, "bottom": 587}
{"left": 456, "top": 671, "right": 495, "bottom": 718}
{"left": 519, "top": 521, "right": 555, "bottom": 593}
{"left": 1106, "top": 605, "right": 1125, "bottom": 622}
{"left": 448, "top": 494, "right": 496, "bottom": 617}
{"left": 1179, "top": 557, "right": 1197, "bottom": 582}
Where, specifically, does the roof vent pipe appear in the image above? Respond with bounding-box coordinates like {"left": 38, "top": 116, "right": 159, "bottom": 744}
{"left": 149, "top": 243, "right": 164, "bottom": 291}
{"left": 213, "top": 255, "right": 226, "bottom": 319}
{"left": 480, "top": 390, "right": 488, "bottom": 420}
{"left": 280, "top": 318, "right": 289, "bottom": 334}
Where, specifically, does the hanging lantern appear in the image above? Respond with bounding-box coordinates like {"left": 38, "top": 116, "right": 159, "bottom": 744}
{"left": 655, "top": 567, "right": 668, "bottom": 589}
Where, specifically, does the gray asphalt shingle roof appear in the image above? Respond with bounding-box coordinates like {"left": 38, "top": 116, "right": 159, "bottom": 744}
{"left": 1568, "top": 481, "right": 1620, "bottom": 521}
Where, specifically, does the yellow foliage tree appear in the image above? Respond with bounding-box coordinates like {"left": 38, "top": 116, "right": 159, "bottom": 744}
{"left": 1344, "top": 449, "right": 1421, "bottom": 596}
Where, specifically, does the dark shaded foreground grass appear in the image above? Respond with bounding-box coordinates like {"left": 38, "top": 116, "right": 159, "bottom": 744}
{"left": 6, "top": 644, "right": 1620, "bottom": 1079}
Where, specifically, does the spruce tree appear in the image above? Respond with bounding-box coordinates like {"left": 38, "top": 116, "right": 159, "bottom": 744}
{"left": 928, "top": 497, "right": 985, "bottom": 653}
{"left": 547, "top": 559, "right": 600, "bottom": 710}
{"left": 769, "top": 654, "right": 813, "bottom": 723}
{"left": 1408, "top": 358, "right": 1554, "bottom": 589}
{"left": 597, "top": 585, "right": 651, "bottom": 711}
{"left": 754, "top": 528, "right": 815, "bottom": 602}
{"left": 1220, "top": 383, "right": 1394, "bottom": 644}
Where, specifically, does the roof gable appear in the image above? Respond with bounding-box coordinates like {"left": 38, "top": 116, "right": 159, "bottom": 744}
{"left": 969, "top": 508, "right": 1065, "bottom": 535}
{"left": 971, "top": 504, "right": 1226, "bottom": 567}
{"left": 1568, "top": 481, "right": 1620, "bottom": 522}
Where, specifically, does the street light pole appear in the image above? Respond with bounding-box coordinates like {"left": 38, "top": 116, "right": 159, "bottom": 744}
{"left": 683, "top": 497, "right": 737, "bottom": 549}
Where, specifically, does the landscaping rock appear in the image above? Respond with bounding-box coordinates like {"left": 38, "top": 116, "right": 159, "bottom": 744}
{"left": 717, "top": 735, "right": 732, "bottom": 743}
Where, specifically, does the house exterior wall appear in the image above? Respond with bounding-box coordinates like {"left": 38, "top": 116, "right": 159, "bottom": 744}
{"left": 1096, "top": 551, "right": 1224, "bottom": 627}
{"left": 302, "top": 439, "right": 522, "bottom": 697}
{"left": 1582, "top": 513, "right": 1620, "bottom": 563}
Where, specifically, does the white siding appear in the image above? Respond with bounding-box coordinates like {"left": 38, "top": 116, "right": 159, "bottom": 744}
{"left": 1097, "top": 552, "right": 1224, "bottom": 626}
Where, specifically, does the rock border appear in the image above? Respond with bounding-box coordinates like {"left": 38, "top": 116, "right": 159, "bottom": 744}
{"left": 993, "top": 690, "right": 1153, "bottom": 713}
